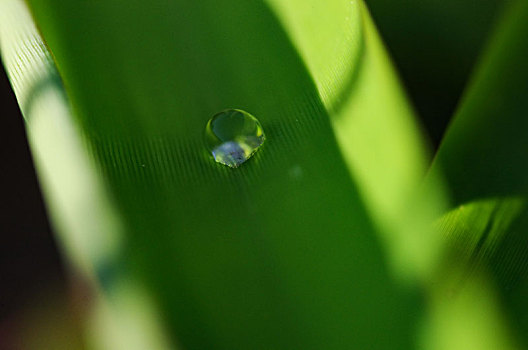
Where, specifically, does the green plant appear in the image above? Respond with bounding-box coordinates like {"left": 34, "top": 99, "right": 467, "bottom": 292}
{"left": 0, "top": 0, "right": 527, "bottom": 348}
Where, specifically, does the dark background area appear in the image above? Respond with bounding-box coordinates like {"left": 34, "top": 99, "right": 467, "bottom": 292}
{"left": 0, "top": 64, "right": 65, "bottom": 325}
{"left": 0, "top": 0, "right": 508, "bottom": 329}
{"left": 366, "top": 0, "right": 508, "bottom": 145}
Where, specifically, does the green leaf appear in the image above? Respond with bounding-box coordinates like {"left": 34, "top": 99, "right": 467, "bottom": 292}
{"left": 428, "top": 1, "right": 528, "bottom": 347}
{"left": 365, "top": 0, "right": 507, "bottom": 143}
{"left": 434, "top": 0, "right": 528, "bottom": 203}
{"left": 0, "top": 0, "right": 439, "bottom": 348}
{"left": 269, "top": 0, "right": 448, "bottom": 282}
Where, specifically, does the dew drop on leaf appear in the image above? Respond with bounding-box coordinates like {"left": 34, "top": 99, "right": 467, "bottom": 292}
{"left": 205, "top": 109, "right": 266, "bottom": 168}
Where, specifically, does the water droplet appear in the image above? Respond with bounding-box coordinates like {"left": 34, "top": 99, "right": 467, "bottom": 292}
{"left": 205, "top": 109, "right": 266, "bottom": 168}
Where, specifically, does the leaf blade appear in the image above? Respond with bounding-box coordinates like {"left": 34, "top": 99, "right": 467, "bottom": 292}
{"left": 2, "top": 0, "right": 426, "bottom": 348}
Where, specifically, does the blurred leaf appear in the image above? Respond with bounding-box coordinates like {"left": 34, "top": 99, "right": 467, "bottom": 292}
{"left": 434, "top": 0, "right": 528, "bottom": 204}
{"left": 0, "top": 0, "right": 440, "bottom": 348}
{"left": 323, "top": 4, "right": 448, "bottom": 281}
{"left": 365, "top": 0, "right": 510, "bottom": 144}
{"left": 269, "top": 0, "right": 448, "bottom": 282}
{"left": 429, "top": 0, "right": 528, "bottom": 347}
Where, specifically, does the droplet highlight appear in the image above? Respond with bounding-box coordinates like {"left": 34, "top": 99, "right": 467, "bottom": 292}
{"left": 205, "top": 109, "right": 266, "bottom": 168}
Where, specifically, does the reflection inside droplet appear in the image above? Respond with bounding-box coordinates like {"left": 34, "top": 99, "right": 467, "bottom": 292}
{"left": 205, "top": 109, "right": 266, "bottom": 168}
